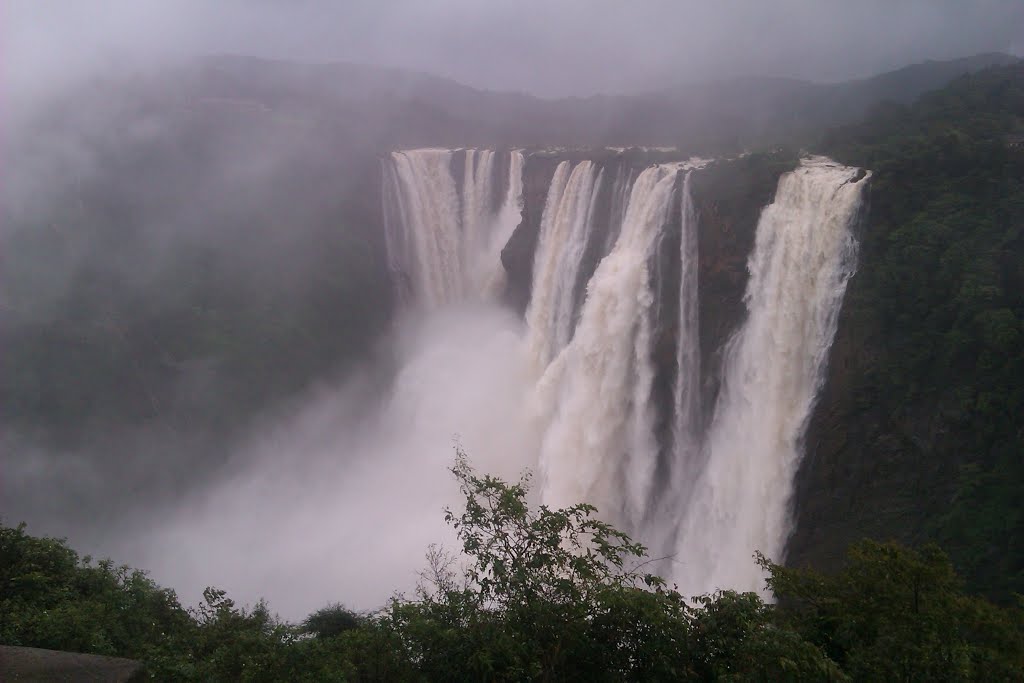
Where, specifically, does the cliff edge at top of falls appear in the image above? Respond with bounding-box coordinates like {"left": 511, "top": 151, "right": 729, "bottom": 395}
{"left": 500, "top": 148, "right": 798, "bottom": 322}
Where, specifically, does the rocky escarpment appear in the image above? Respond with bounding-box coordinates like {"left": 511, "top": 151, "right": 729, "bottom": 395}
{"left": 687, "top": 153, "right": 797, "bottom": 426}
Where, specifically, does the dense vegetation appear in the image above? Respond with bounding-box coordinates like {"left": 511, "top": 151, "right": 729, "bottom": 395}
{"left": 791, "top": 63, "right": 1024, "bottom": 601}
{"left": 3, "top": 457, "right": 1022, "bottom": 681}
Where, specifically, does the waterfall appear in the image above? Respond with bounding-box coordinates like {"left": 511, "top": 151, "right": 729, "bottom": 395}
{"left": 604, "top": 165, "right": 635, "bottom": 254}
{"left": 381, "top": 149, "right": 867, "bottom": 599}
{"left": 384, "top": 149, "right": 463, "bottom": 307}
{"left": 144, "top": 150, "right": 872, "bottom": 618}
{"left": 672, "top": 157, "right": 869, "bottom": 595}
{"left": 525, "top": 160, "right": 604, "bottom": 372}
{"left": 480, "top": 150, "right": 525, "bottom": 296}
{"left": 673, "top": 172, "right": 702, "bottom": 498}
{"left": 532, "top": 164, "right": 680, "bottom": 534}
{"left": 461, "top": 149, "right": 497, "bottom": 272}
{"left": 383, "top": 149, "right": 524, "bottom": 307}
{"left": 636, "top": 170, "right": 703, "bottom": 564}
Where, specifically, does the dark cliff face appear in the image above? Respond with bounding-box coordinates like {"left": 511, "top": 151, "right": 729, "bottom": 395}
{"left": 785, "top": 187, "right": 965, "bottom": 577}
{"left": 687, "top": 154, "right": 796, "bottom": 426}
{"left": 500, "top": 154, "right": 562, "bottom": 313}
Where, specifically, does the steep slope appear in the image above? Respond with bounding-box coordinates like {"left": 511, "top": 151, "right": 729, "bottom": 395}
{"left": 790, "top": 64, "right": 1024, "bottom": 599}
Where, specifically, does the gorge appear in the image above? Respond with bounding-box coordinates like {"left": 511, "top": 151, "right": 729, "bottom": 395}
{"left": 3, "top": 55, "right": 1020, "bottom": 623}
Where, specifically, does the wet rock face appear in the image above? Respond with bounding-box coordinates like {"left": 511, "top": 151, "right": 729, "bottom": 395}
{"left": 500, "top": 154, "right": 562, "bottom": 313}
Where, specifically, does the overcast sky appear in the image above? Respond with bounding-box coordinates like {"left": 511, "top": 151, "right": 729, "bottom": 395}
{"left": 5, "top": 0, "right": 1024, "bottom": 97}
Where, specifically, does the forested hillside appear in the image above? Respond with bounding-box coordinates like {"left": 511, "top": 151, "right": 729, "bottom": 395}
{"left": 791, "top": 64, "right": 1024, "bottom": 599}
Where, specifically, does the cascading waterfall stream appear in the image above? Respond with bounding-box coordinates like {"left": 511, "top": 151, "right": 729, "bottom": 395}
{"left": 385, "top": 149, "right": 463, "bottom": 307}
{"left": 642, "top": 170, "right": 703, "bottom": 564}
{"left": 461, "top": 149, "right": 496, "bottom": 271}
{"left": 604, "top": 165, "right": 635, "bottom": 254}
{"left": 481, "top": 150, "right": 524, "bottom": 295}
{"left": 532, "top": 164, "right": 681, "bottom": 534}
{"left": 525, "top": 160, "right": 604, "bottom": 372}
{"left": 673, "top": 171, "right": 701, "bottom": 487}
{"left": 672, "top": 157, "right": 869, "bottom": 596}
{"left": 383, "top": 149, "right": 524, "bottom": 307}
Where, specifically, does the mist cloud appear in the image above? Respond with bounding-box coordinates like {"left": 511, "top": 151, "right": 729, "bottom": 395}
{"left": 125, "top": 305, "right": 537, "bottom": 619}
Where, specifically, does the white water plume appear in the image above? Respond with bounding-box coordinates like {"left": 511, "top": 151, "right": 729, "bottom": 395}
{"left": 533, "top": 164, "right": 681, "bottom": 534}
{"left": 672, "top": 171, "right": 702, "bottom": 500}
{"left": 524, "top": 160, "right": 604, "bottom": 371}
{"left": 383, "top": 148, "right": 524, "bottom": 307}
{"left": 672, "top": 157, "right": 869, "bottom": 596}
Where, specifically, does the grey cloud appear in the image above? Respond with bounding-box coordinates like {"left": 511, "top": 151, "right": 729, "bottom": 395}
{"left": 4, "top": 0, "right": 1022, "bottom": 98}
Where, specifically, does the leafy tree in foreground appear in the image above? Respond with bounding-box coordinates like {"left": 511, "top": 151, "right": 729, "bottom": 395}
{"left": 3, "top": 457, "right": 1021, "bottom": 680}
{"left": 359, "top": 452, "right": 838, "bottom": 682}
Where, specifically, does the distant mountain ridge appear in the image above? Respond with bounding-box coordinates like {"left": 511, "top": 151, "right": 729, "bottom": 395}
{"left": 182, "top": 51, "right": 1021, "bottom": 151}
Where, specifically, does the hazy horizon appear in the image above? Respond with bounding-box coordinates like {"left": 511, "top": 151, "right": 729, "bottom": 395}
{"left": 6, "top": 0, "right": 1023, "bottom": 100}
